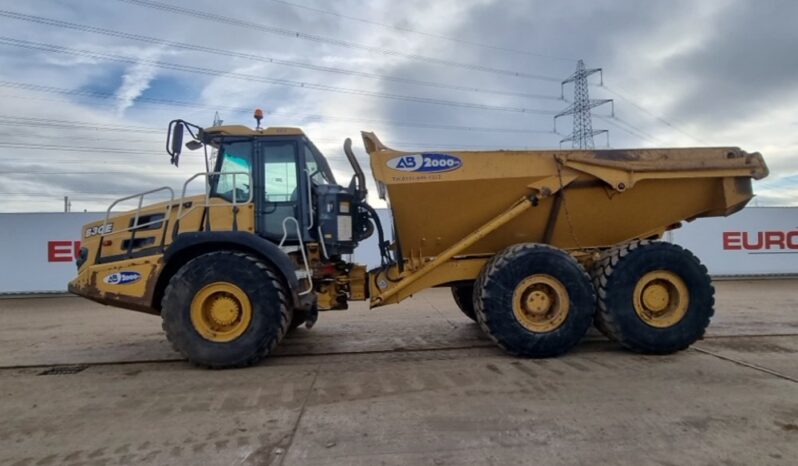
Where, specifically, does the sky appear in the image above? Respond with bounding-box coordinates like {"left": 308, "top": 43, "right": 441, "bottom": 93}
{"left": 0, "top": 0, "right": 796, "bottom": 212}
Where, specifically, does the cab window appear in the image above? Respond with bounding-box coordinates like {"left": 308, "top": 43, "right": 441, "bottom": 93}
{"left": 262, "top": 142, "right": 300, "bottom": 239}
{"left": 264, "top": 143, "right": 299, "bottom": 203}
{"left": 214, "top": 141, "right": 252, "bottom": 203}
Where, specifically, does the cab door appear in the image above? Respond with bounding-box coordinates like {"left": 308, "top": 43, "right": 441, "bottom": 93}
{"left": 256, "top": 139, "right": 308, "bottom": 242}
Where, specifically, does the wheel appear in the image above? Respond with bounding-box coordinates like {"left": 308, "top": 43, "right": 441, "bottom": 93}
{"left": 474, "top": 243, "right": 595, "bottom": 357}
{"left": 161, "top": 251, "right": 291, "bottom": 369}
{"left": 593, "top": 241, "right": 715, "bottom": 354}
{"left": 451, "top": 283, "right": 477, "bottom": 321}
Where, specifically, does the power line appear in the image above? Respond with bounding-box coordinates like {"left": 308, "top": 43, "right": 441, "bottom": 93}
{"left": 0, "top": 115, "right": 160, "bottom": 133}
{"left": 0, "top": 142, "right": 165, "bottom": 156}
{"left": 2, "top": 192, "right": 135, "bottom": 196}
{"left": 0, "top": 87, "right": 557, "bottom": 135}
{"left": 599, "top": 85, "right": 706, "bottom": 144}
{"left": 116, "top": 0, "right": 562, "bottom": 82}
{"left": 264, "top": 0, "right": 577, "bottom": 63}
{"left": 0, "top": 170, "right": 169, "bottom": 175}
{"left": 0, "top": 36, "right": 562, "bottom": 115}
{"left": 0, "top": 160, "right": 169, "bottom": 167}
{"left": 0, "top": 134, "right": 160, "bottom": 146}
{"left": 0, "top": 10, "right": 562, "bottom": 102}
{"left": 0, "top": 97, "right": 658, "bottom": 149}
{"left": 1, "top": 133, "right": 555, "bottom": 164}
{"left": 592, "top": 115, "right": 659, "bottom": 145}
{"left": 604, "top": 116, "right": 661, "bottom": 144}
{"left": 0, "top": 124, "right": 558, "bottom": 151}
{"left": 0, "top": 81, "right": 242, "bottom": 112}
{"left": 1, "top": 88, "right": 660, "bottom": 147}
{"left": 0, "top": 14, "right": 673, "bottom": 147}
{"left": 0, "top": 70, "right": 662, "bottom": 147}
{"left": 0, "top": 138, "right": 553, "bottom": 161}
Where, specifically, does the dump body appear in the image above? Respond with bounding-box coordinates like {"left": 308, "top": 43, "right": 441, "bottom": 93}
{"left": 362, "top": 132, "right": 768, "bottom": 305}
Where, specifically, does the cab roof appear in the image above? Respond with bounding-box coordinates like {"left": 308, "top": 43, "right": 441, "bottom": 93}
{"left": 202, "top": 125, "right": 305, "bottom": 137}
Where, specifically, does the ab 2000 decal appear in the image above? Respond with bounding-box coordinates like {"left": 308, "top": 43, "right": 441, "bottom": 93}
{"left": 386, "top": 153, "right": 462, "bottom": 173}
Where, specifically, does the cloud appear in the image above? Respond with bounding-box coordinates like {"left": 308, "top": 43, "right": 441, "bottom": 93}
{"left": 0, "top": 0, "right": 796, "bottom": 212}
{"left": 114, "top": 48, "right": 162, "bottom": 116}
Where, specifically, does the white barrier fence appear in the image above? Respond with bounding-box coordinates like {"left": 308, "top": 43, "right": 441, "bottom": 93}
{"left": 0, "top": 213, "right": 101, "bottom": 294}
{"left": 0, "top": 207, "right": 795, "bottom": 294}
{"left": 667, "top": 207, "right": 798, "bottom": 275}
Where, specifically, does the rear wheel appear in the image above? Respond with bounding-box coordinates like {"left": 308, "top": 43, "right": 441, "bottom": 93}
{"left": 474, "top": 243, "right": 595, "bottom": 357}
{"left": 593, "top": 241, "right": 714, "bottom": 354}
{"left": 451, "top": 284, "right": 477, "bottom": 321}
{"left": 161, "top": 251, "right": 291, "bottom": 369}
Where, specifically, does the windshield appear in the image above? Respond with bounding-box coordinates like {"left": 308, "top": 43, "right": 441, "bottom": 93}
{"left": 212, "top": 140, "right": 252, "bottom": 203}
{"left": 304, "top": 143, "right": 335, "bottom": 185}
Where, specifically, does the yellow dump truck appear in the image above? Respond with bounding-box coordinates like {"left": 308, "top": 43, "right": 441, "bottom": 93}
{"left": 69, "top": 114, "right": 768, "bottom": 368}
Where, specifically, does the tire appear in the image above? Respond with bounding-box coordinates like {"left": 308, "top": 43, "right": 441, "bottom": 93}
{"left": 474, "top": 243, "right": 595, "bottom": 357}
{"left": 593, "top": 241, "right": 714, "bottom": 354}
{"left": 590, "top": 248, "right": 617, "bottom": 341}
{"left": 451, "top": 284, "right": 477, "bottom": 321}
{"left": 161, "top": 251, "right": 291, "bottom": 369}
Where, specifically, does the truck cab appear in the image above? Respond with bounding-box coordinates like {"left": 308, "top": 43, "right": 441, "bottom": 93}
{"left": 69, "top": 117, "right": 379, "bottom": 351}
{"left": 200, "top": 124, "right": 367, "bottom": 254}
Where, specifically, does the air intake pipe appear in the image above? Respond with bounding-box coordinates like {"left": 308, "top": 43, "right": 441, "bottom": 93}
{"left": 344, "top": 138, "right": 367, "bottom": 201}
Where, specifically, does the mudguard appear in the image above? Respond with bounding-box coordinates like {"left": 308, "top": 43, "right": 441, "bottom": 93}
{"left": 164, "top": 231, "right": 305, "bottom": 308}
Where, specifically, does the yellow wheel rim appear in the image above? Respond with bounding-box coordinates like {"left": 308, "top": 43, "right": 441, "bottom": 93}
{"left": 190, "top": 282, "right": 252, "bottom": 342}
{"left": 633, "top": 270, "right": 689, "bottom": 328}
{"left": 512, "top": 274, "right": 570, "bottom": 333}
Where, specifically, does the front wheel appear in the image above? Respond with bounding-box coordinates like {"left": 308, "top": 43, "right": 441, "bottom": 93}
{"left": 474, "top": 243, "right": 595, "bottom": 357}
{"left": 161, "top": 251, "right": 291, "bottom": 369}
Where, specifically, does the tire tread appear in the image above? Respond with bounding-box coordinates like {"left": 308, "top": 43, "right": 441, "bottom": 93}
{"left": 592, "top": 240, "right": 715, "bottom": 353}
{"left": 474, "top": 243, "right": 594, "bottom": 357}
{"left": 161, "top": 251, "right": 291, "bottom": 369}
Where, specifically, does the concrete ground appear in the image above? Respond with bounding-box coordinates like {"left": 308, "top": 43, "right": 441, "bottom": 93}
{"left": 0, "top": 279, "right": 796, "bottom": 465}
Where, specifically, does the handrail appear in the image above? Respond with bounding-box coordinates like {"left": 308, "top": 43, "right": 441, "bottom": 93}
{"left": 175, "top": 171, "right": 253, "bottom": 221}
{"left": 304, "top": 169, "right": 314, "bottom": 230}
{"left": 103, "top": 186, "right": 175, "bottom": 236}
{"left": 317, "top": 225, "right": 329, "bottom": 259}
{"left": 279, "top": 216, "right": 313, "bottom": 295}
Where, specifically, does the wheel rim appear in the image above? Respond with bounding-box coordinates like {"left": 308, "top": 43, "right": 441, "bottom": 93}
{"left": 512, "top": 274, "right": 570, "bottom": 333}
{"left": 633, "top": 270, "right": 689, "bottom": 328}
{"left": 190, "top": 282, "right": 252, "bottom": 342}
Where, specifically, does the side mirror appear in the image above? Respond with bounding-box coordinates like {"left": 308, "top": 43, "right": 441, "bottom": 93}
{"left": 166, "top": 119, "right": 204, "bottom": 167}
{"left": 185, "top": 140, "right": 203, "bottom": 151}
{"left": 170, "top": 121, "right": 184, "bottom": 156}
{"left": 166, "top": 120, "right": 185, "bottom": 166}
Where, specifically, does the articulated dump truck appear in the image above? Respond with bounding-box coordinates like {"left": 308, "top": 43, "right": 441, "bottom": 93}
{"left": 69, "top": 114, "right": 768, "bottom": 368}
